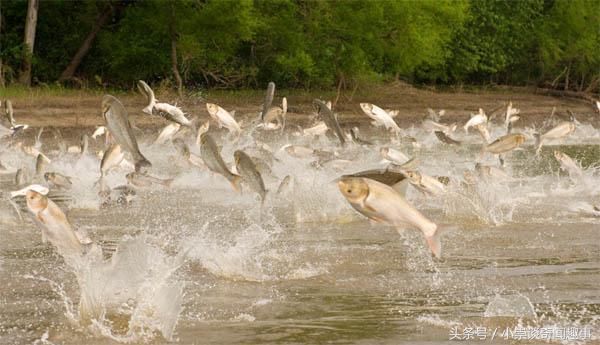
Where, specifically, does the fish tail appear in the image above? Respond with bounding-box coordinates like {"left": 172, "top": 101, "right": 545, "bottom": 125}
{"left": 424, "top": 224, "right": 455, "bottom": 259}
{"left": 425, "top": 235, "right": 442, "bottom": 259}
{"left": 230, "top": 175, "right": 242, "bottom": 193}
{"left": 135, "top": 157, "right": 152, "bottom": 172}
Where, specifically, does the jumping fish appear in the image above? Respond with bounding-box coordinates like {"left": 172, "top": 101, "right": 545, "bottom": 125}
{"left": 554, "top": 150, "right": 582, "bottom": 179}
{"left": 464, "top": 108, "right": 487, "bottom": 133}
{"left": 35, "top": 154, "right": 47, "bottom": 177}
{"left": 276, "top": 175, "right": 293, "bottom": 195}
{"left": 535, "top": 122, "right": 575, "bottom": 154}
{"left": 195, "top": 121, "right": 210, "bottom": 148}
{"left": 80, "top": 134, "right": 89, "bottom": 155}
{"left": 99, "top": 143, "right": 126, "bottom": 178}
{"left": 474, "top": 123, "right": 491, "bottom": 143}
{"left": 483, "top": 133, "right": 526, "bottom": 154}
{"left": 313, "top": 99, "right": 346, "bottom": 145}
{"left": 206, "top": 103, "right": 241, "bottom": 135}
{"left": 101, "top": 95, "right": 151, "bottom": 172}
{"left": 504, "top": 102, "right": 520, "bottom": 130}
{"left": 435, "top": 131, "right": 461, "bottom": 145}
{"left": 137, "top": 80, "right": 192, "bottom": 127}
{"left": 380, "top": 147, "right": 409, "bottom": 165}
{"left": 234, "top": 150, "right": 267, "bottom": 204}
{"left": 402, "top": 170, "right": 446, "bottom": 196}
{"left": 350, "top": 127, "right": 373, "bottom": 145}
{"left": 199, "top": 133, "right": 241, "bottom": 192}
{"left": 153, "top": 103, "right": 192, "bottom": 127}
{"left": 262, "top": 97, "right": 287, "bottom": 130}
{"left": 3, "top": 100, "right": 29, "bottom": 134}
{"left": 337, "top": 177, "right": 444, "bottom": 258}
{"left": 261, "top": 82, "right": 276, "bottom": 121}
{"left": 359, "top": 103, "right": 401, "bottom": 133}
{"left": 15, "top": 168, "right": 30, "bottom": 186}
{"left": 126, "top": 172, "right": 173, "bottom": 188}
{"left": 137, "top": 80, "right": 157, "bottom": 115}
{"left": 474, "top": 163, "right": 510, "bottom": 181}
{"left": 44, "top": 172, "right": 73, "bottom": 189}
{"left": 11, "top": 185, "right": 91, "bottom": 258}
{"left": 172, "top": 138, "right": 206, "bottom": 169}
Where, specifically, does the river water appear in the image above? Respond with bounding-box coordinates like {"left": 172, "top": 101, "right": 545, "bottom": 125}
{"left": 0, "top": 120, "right": 598, "bottom": 345}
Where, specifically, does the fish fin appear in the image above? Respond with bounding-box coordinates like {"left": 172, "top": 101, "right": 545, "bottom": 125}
{"left": 391, "top": 179, "right": 409, "bottom": 198}
{"left": 363, "top": 204, "right": 378, "bottom": 215}
{"left": 230, "top": 175, "right": 242, "bottom": 193}
{"left": 425, "top": 235, "right": 441, "bottom": 259}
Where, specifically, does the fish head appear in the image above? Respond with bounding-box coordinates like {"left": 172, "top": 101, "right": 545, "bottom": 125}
{"left": 101, "top": 95, "right": 116, "bottom": 115}
{"left": 402, "top": 170, "right": 421, "bottom": 183}
{"left": 25, "top": 189, "right": 48, "bottom": 213}
{"left": 206, "top": 103, "right": 218, "bottom": 115}
{"left": 337, "top": 177, "right": 369, "bottom": 204}
{"left": 125, "top": 172, "right": 135, "bottom": 182}
{"left": 359, "top": 103, "right": 372, "bottom": 113}
{"left": 553, "top": 150, "right": 563, "bottom": 160}
{"left": 199, "top": 121, "right": 210, "bottom": 133}
{"left": 43, "top": 172, "right": 53, "bottom": 181}
{"left": 284, "top": 146, "right": 295, "bottom": 155}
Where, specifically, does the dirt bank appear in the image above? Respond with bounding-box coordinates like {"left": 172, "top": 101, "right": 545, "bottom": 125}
{"left": 4, "top": 83, "right": 598, "bottom": 129}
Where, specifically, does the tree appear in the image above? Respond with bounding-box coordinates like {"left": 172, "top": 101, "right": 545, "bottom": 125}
{"left": 168, "top": 1, "right": 182, "bottom": 97}
{"left": 59, "top": 2, "right": 121, "bottom": 82}
{"left": 536, "top": 0, "right": 600, "bottom": 91}
{"left": 18, "top": 0, "right": 38, "bottom": 86}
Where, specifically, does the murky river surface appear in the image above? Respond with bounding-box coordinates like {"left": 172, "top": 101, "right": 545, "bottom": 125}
{"left": 0, "top": 121, "right": 599, "bottom": 345}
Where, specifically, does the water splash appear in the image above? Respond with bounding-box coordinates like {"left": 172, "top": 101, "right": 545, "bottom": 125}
{"left": 26, "top": 234, "right": 185, "bottom": 343}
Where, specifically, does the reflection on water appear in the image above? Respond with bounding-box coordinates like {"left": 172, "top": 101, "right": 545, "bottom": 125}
{"left": 1, "top": 122, "right": 599, "bottom": 344}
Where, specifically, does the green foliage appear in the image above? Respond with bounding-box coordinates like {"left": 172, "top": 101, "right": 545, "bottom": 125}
{"left": 536, "top": 0, "right": 600, "bottom": 88}
{"left": 0, "top": 0, "right": 597, "bottom": 90}
{"left": 446, "top": 0, "right": 546, "bottom": 83}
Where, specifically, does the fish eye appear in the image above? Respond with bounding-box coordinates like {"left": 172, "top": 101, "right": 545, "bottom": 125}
{"left": 347, "top": 189, "right": 352, "bottom": 193}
